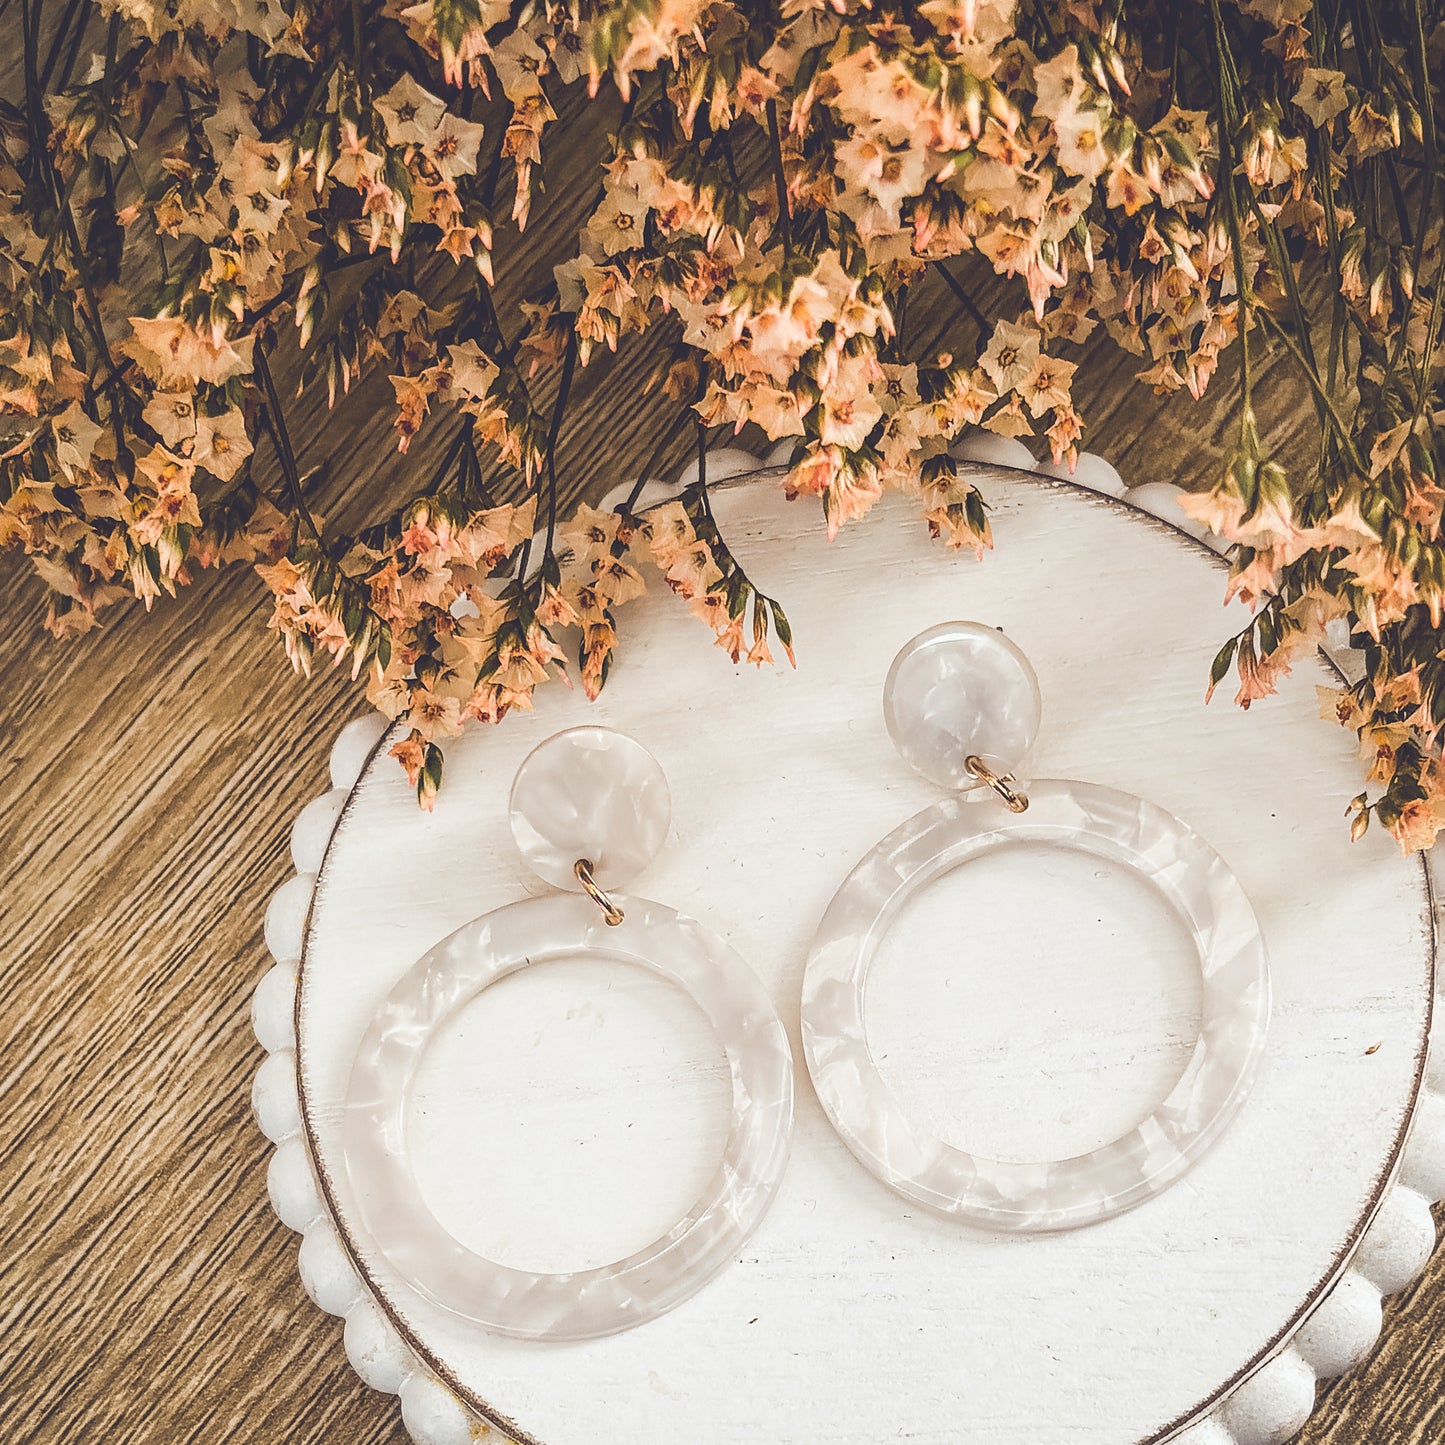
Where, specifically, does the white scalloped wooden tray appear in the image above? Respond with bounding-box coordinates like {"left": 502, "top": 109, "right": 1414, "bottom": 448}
{"left": 252, "top": 455, "right": 1443, "bottom": 1445}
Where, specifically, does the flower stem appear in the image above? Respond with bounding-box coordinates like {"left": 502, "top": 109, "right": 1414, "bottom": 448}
{"left": 542, "top": 329, "right": 579, "bottom": 562}
{"left": 932, "top": 262, "right": 992, "bottom": 336}
{"left": 255, "top": 345, "right": 322, "bottom": 544}
{"left": 766, "top": 100, "right": 792, "bottom": 261}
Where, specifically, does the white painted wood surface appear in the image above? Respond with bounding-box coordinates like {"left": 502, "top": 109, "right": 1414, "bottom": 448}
{"left": 289, "top": 470, "right": 1437, "bottom": 1445}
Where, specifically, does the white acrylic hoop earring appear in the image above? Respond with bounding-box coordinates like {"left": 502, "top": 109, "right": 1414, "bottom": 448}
{"left": 802, "top": 623, "right": 1270, "bottom": 1232}
{"left": 343, "top": 726, "right": 794, "bottom": 1340}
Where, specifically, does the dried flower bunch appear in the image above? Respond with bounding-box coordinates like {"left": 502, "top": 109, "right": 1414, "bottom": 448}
{"left": 1, "top": 1, "right": 1443, "bottom": 845}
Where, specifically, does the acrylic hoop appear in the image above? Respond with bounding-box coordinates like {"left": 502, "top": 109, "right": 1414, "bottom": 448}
{"left": 344, "top": 891, "right": 794, "bottom": 1340}
{"left": 801, "top": 778, "right": 1269, "bottom": 1232}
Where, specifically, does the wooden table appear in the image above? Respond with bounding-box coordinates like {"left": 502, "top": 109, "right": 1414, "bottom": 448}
{"left": 3, "top": 195, "right": 1442, "bottom": 1444}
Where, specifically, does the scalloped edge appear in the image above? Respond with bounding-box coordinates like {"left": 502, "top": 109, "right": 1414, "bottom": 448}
{"left": 253, "top": 712, "right": 503, "bottom": 1445}
{"left": 251, "top": 450, "right": 1441, "bottom": 1445}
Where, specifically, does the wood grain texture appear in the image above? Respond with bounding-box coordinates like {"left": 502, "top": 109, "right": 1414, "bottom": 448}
{"left": 0, "top": 104, "right": 1441, "bottom": 1444}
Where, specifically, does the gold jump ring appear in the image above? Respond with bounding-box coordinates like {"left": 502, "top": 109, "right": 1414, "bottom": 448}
{"left": 964, "top": 755, "right": 1030, "bottom": 813}
{"left": 574, "top": 858, "right": 626, "bottom": 926}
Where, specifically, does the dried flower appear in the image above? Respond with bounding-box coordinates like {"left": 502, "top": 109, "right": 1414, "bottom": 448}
{"left": 1, "top": 0, "right": 1442, "bottom": 843}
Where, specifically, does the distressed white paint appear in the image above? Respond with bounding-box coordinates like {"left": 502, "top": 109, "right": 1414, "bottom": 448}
{"left": 1036, "top": 450, "right": 1128, "bottom": 498}
{"left": 950, "top": 429, "right": 1037, "bottom": 469}
{"left": 251, "top": 961, "right": 298, "bottom": 1054}
{"left": 291, "top": 788, "right": 348, "bottom": 874}
{"left": 344, "top": 1296, "right": 416, "bottom": 1395}
{"left": 273, "top": 468, "right": 1438, "bottom": 1445}
{"left": 1126, "top": 480, "right": 1220, "bottom": 548}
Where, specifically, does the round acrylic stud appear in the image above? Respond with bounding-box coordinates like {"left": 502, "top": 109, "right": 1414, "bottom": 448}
{"left": 883, "top": 622, "right": 1042, "bottom": 790}
{"left": 509, "top": 726, "right": 671, "bottom": 890}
